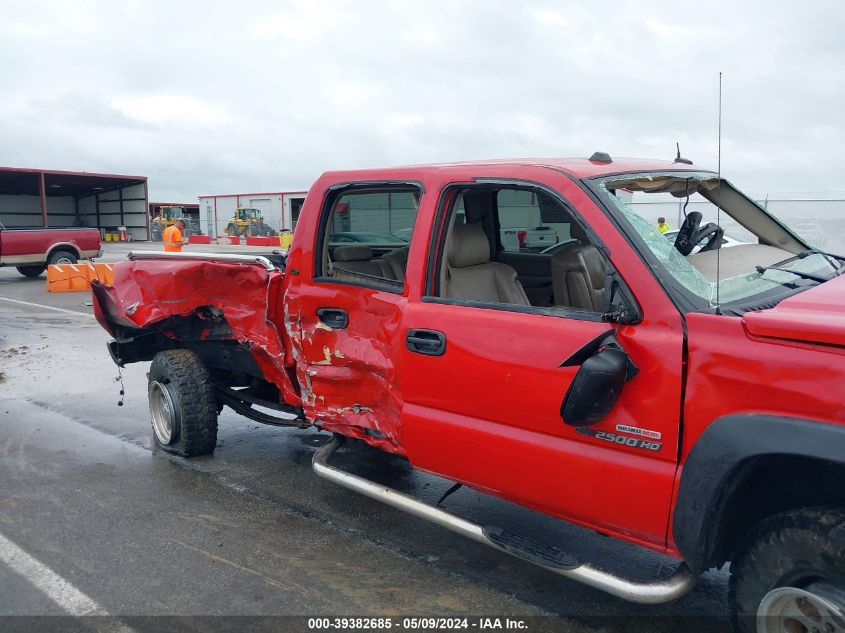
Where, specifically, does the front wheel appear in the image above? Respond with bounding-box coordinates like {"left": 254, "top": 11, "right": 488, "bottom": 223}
{"left": 730, "top": 507, "right": 845, "bottom": 632}
{"left": 16, "top": 265, "right": 46, "bottom": 277}
{"left": 226, "top": 223, "right": 239, "bottom": 237}
{"left": 148, "top": 350, "right": 218, "bottom": 457}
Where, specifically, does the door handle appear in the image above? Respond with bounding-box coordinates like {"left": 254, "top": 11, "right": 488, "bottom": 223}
{"left": 316, "top": 308, "right": 348, "bottom": 329}
{"left": 406, "top": 329, "right": 446, "bottom": 356}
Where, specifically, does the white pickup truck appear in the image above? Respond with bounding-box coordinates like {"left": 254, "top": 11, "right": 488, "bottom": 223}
{"left": 500, "top": 225, "right": 559, "bottom": 252}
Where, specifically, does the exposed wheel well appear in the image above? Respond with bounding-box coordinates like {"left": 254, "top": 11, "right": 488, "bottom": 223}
{"left": 709, "top": 455, "right": 845, "bottom": 568}
{"left": 47, "top": 243, "right": 82, "bottom": 259}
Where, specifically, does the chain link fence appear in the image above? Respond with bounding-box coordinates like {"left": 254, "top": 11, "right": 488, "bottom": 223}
{"left": 626, "top": 193, "right": 845, "bottom": 253}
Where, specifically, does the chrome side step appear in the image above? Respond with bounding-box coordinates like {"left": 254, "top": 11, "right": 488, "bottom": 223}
{"left": 312, "top": 437, "right": 696, "bottom": 604}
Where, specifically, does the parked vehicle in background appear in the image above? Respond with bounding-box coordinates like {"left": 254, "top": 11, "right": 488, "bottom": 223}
{"left": 93, "top": 155, "right": 845, "bottom": 631}
{"left": 500, "top": 226, "right": 558, "bottom": 252}
{"left": 0, "top": 222, "right": 101, "bottom": 276}
{"left": 392, "top": 227, "right": 413, "bottom": 242}
{"left": 329, "top": 231, "right": 407, "bottom": 244}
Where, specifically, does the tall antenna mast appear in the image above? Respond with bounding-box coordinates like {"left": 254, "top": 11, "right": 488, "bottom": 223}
{"left": 714, "top": 72, "right": 723, "bottom": 314}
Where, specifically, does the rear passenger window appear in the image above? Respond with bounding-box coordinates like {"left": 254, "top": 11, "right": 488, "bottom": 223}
{"left": 317, "top": 187, "right": 419, "bottom": 290}
{"left": 497, "top": 190, "right": 574, "bottom": 253}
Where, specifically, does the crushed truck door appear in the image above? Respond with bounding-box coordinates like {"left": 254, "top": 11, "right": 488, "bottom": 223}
{"left": 284, "top": 182, "right": 422, "bottom": 455}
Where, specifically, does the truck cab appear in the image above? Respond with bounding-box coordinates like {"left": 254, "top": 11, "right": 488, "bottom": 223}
{"left": 92, "top": 156, "right": 845, "bottom": 632}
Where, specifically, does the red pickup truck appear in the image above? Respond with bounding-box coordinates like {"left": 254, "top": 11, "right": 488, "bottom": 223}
{"left": 0, "top": 224, "right": 101, "bottom": 276}
{"left": 91, "top": 156, "right": 845, "bottom": 631}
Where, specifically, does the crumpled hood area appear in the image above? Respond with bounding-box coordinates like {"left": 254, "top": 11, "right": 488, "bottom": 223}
{"left": 743, "top": 273, "right": 845, "bottom": 346}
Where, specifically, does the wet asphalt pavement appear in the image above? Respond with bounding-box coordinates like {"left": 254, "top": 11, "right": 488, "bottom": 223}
{"left": 0, "top": 254, "right": 730, "bottom": 632}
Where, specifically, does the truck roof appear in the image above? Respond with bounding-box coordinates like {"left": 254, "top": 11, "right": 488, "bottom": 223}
{"left": 318, "top": 157, "right": 714, "bottom": 182}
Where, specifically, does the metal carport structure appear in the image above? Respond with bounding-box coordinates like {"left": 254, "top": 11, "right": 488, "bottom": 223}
{"left": 0, "top": 166, "right": 150, "bottom": 240}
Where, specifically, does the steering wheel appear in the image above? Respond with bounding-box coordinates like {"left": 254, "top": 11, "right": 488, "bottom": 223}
{"left": 695, "top": 223, "right": 725, "bottom": 252}
{"left": 674, "top": 211, "right": 703, "bottom": 255}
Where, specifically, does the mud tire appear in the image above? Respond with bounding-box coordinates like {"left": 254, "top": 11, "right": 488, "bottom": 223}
{"left": 729, "top": 507, "right": 845, "bottom": 632}
{"left": 16, "top": 265, "right": 46, "bottom": 277}
{"left": 148, "top": 350, "right": 218, "bottom": 457}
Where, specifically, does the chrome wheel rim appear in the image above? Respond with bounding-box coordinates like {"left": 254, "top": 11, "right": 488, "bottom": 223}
{"left": 758, "top": 584, "right": 845, "bottom": 633}
{"left": 149, "top": 381, "right": 178, "bottom": 445}
{"left": 54, "top": 256, "right": 74, "bottom": 265}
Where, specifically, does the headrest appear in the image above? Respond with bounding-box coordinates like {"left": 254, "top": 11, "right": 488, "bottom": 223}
{"left": 570, "top": 222, "right": 588, "bottom": 243}
{"left": 463, "top": 191, "right": 494, "bottom": 223}
{"left": 447, "top": 223, "right": 490, "bottom": 268}
{"left": 382, "top": 246, "right": 410, "bottom": 261}
{"left": 553, "top": 244, "right": 606, "bottom": 288}
{"left": 333, "top": 245, "right": 373, "bottom": 262}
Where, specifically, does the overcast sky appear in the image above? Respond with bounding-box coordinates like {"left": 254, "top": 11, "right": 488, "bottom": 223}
{"left": 1, "top": 0, "right": 843, "bottom": 201}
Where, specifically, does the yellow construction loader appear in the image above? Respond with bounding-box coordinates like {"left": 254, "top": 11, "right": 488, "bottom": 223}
{"left": 225, "top": 207, "right": 276, "bottom": 237}
{"left": 150, "top": 206, "right": 191, "bottom": 241}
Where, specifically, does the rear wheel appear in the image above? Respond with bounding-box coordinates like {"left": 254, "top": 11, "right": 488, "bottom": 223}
{"left": 148, "top": 350, "right": 218, "bottom": 457}
{"left": 730, "top": 508, "right": 845, "bottom": 632}
{"left": 16, "top": 265, "right": 46, "bottom": 277}
{"left": 48, "top": 249, "right": 77, "bottom": 265}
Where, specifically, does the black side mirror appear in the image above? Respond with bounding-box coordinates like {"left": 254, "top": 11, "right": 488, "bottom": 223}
{"left": 560, "top": 335, "right": 637, "bottom": 427}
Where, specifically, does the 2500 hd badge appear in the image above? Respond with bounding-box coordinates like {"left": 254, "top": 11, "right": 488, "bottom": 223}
{"left": 576, "top": 427, "right": 663, "bottom": 452}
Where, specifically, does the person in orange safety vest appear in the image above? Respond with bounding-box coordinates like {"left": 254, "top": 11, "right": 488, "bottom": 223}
{"left": 163, "top": 219, "right": 187, "bottom": 252}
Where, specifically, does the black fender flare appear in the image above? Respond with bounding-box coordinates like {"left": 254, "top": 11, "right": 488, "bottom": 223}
{"left": 673, "top": 414, "right": 845, "bottom": 572}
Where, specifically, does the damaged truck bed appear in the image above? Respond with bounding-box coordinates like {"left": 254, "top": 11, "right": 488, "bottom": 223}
{"left": 92, "top": 252, "right": 305, "bottom": 426}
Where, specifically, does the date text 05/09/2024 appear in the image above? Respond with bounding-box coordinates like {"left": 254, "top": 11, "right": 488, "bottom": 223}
{"left": 307, "top": 618, "right": 528, "bottom": 630}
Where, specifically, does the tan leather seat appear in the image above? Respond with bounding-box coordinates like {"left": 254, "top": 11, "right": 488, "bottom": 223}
{"left": 381, "top": 246, "right": 410, "bottom": 282}
{"left": 551, "top": 224, "right": 607, "bottom": 311}
{"left": 333, "top": 245, "right": 394, "bottom": 279}
{"left": 442, "top": 223, "right": 529, "bottom": 305}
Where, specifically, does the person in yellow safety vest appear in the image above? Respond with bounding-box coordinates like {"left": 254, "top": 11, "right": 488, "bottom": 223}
{"left": 163, "top": 219, "right": 187, "bottom": 252}
{"left": 657, "top": 217, "right": 670, "bottom": 234}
